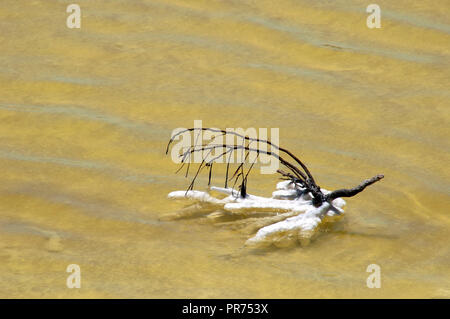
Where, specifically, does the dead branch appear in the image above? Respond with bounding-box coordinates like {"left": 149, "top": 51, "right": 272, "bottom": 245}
{"left": 166, "top": 127, "right": 384, "bottom": 206}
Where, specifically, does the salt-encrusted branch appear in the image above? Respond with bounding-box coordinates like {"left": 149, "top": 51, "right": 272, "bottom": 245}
{"left": 166, "top": 181, "right": 348, "bottom": 247}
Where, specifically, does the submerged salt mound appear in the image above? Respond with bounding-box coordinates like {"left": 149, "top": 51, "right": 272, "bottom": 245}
{"left": 167, "top": 181, "right": 346, "bottom": 248}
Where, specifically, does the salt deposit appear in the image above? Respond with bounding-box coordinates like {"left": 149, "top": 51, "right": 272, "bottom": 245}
{"left": 168, "top": 180, "right": 346, "bottom": 247}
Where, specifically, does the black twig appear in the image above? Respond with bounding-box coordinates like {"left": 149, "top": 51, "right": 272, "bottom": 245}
{"left": 325, "top": 175, "right": 385, "bottom": 201}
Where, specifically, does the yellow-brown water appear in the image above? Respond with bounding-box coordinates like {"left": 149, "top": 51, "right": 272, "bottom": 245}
{"left": 0, "top": 0, "right": 449, "bottom": 298}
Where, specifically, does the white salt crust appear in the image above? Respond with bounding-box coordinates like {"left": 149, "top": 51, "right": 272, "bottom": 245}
{"left": 168, "top": 181, "right": 346, "bottom": 247}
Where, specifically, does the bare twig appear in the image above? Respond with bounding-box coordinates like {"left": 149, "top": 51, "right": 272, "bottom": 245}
{"left": 325, "top": 175, "right": 385, "bottom": 201}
